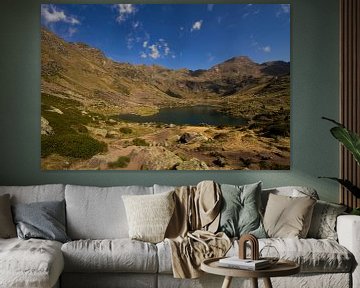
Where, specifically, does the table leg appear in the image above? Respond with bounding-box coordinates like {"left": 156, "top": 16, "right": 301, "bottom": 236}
{"left": 251, "top": 278, "right": 258, "bottom": 288}
{"left": 221, "top": 276, "right": 233, "bottom": 288}
{"left": 263, "top": 277, "right": 273, "bottom": 288}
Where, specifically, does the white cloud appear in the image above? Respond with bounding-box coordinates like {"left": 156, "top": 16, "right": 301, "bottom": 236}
{"left": 127, "top": 37, "right": 134, "bottom": 49}
{"left": 149, "top": 44, "right": 160, "bottom": 59}
{"left": 277, "top": 4, "right": 290, "bottom": 17}
{"left": 164, "top": 46, "right": 170, "bottom": 56}
{"left": 242, "top": 4, "right": 261, "bottom": 19}
{"left": 132, "top": 21, "right": 140, "bottom": 29}
{"left": 68, "top": 27, "right": 77, "bottom": 37}
{"left": 242, "top": 12, "right": 250, "bottom": 19}
{"left": 191, "top": 20, "right": 203, "bottom": 32}
{"left": 114, "top": 4, "right": 137, "bottom": 23}
{"left": 141, "top": 39, "right": 174, "bottom": 60}
{"left": 207, "top": 4, "right": 214, "bottom": 12}
{"left": 41, "top": 4, "right": 80, "bottom": 25}
{"left": 281, "top": 4, "right": 290, "bottom": 13}
{"left": 262, "top": 46, "right": 271, "bottom": 53}
{"left": 180, "top": 26, "right": 184, "bottom": 31}
{"left": 250, "top": 35, "right": 272, "bottom": 54}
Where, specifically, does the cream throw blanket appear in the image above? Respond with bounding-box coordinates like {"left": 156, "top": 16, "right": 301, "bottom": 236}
{"left": 165, "top": 181, "right": 231, "bottom": 278}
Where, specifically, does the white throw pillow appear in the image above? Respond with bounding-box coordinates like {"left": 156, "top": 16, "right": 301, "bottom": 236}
{"left": 122, "top": 191, "right": 175, "bottom": 243}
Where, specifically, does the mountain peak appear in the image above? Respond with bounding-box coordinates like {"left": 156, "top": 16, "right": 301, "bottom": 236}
{"left": 224, "top": 56, "right": 254, "bottom": 64}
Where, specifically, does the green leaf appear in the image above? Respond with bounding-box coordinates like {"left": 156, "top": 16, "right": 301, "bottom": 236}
{"left": 322, "top": 116, "right": 344, "bottom": 127}
{"left": 319, "top": 177, "right": 360, "bottom": 198}
{"left": 322, "top": 117, "right": 360, "bottom": 165}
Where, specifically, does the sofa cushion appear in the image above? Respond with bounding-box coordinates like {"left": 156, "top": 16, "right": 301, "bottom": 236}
{"left": 261, "top": 238, "right": 354, "bottom": 273}
{"left": 122, "top": 191, "right": 175, "bottom": 243}
{"left": 0, "top": 184, "right": 65, "bottom": 204}
{"left": 218, "top": 182, "right": 266, "bottom": 238}
{"left": 65, "top": 185, "right": 153, "bottom": 239}
{"left": 157, "top": 238, "right": 353, "bottom": 274}
{"left": 0, "top": 194, "right": 16, "bottom": 238}
{"left": 61, "top": 239, "right": 158, "bottom": 273}
{"left": 0, "top": 238, "right": 64, "bottom": 288}
{"left": 261, "top": 186, "right": 319, "bottom": 212}
{"left": 234, "top": 238, "right": 353, "bottom": 273}
{"left": 61, "top": 273, "right": 157, "bottom": 288}
{"left": 307, "top": 200, "right": 347, "bottom": 240}
{"left": 263, "top": 194, "right": 316, "bottom": 238}
{"left": 12, "top": 200, "right": 70, "bottom": 243}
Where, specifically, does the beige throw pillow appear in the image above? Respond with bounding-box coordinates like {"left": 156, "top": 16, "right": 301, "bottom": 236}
{"left": 122, "top": 191, "right": 175, "bottom": 243}
{"left": 263, "top": 193, "right": 316, "bottom": 238}
{"left": 0, "top": 194, "right": 17, "bottom": 238}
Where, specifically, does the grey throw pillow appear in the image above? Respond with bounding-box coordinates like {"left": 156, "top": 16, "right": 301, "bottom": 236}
{"left": 307, "top": 200, "right": 347, "bottom": 240}
{"left": 0, "top": 194, "right": 17, "bottom": 238}
{"left": 218, "top": 182, "right": 266, "bottom": 238}
{"left": 12, "top": 200, "right": 70, "bottom": 243}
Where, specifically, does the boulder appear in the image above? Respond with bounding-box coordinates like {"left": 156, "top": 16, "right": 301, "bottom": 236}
{"left": 87, "top": 127, "right": 108, "bottom": 138}
{"left": 179, "top": 132, "right": 208, "bottom": 144}
{"left": 213, "top": 157, "right": 227, "bottom": 167}
{"left": 41, "top": 117, "right": 54, "bottom": 135}
{"left": 176, "top": 158, "right": 209, "bottom": 170}
{"left": 106, "top": 130, "right": 119, "bottom": 138}
{"left": 47, "top": 106, "right": 63, "bottom": 114}
{"left": 132, "top": 147, "right": 182, "bottom": 170}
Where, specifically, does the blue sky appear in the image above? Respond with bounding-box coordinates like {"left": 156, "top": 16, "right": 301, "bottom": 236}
{"left": 41, "top": 4, "right": 290, "bottom": 70}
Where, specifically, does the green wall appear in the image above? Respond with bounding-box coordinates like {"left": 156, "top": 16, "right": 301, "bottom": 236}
{"left": 0, "top": 0, "right": 340, "bottom": 202}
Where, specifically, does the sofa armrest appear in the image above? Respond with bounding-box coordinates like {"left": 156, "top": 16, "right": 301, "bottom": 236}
{"left": 337, "top": 215, "right": 360, "bottom": 288}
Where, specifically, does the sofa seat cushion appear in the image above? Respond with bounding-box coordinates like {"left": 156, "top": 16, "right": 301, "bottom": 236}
{"left": 157, "top": 238, "right": 353, "bottom": 274}
{"left": 62, "top": 239, "right": 158, "bottom": 273}
{"left": 0, "top": 238, "right": 64, "bottom": 288}
{"left": 231, "top": 238, "right": 353, "bottom": 273}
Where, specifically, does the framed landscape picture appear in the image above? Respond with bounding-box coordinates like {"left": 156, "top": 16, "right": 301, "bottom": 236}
{"left": 41, "top": 4, "right": 290, "bottom": 170}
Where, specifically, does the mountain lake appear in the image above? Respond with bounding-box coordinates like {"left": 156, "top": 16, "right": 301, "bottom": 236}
{"left": 118, "top": 105, "right": 247, "bottom": 126}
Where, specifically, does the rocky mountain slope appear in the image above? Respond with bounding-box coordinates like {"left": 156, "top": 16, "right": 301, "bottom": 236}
{"left": 41, "top": 27, "right": 289, "bottom": 117}
{"left": 41, "top": 27, "right": 290, "bottom": 170}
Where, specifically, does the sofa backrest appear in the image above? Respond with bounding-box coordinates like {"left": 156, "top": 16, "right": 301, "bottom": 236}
{"left": 0, "top": 184, "right": 65, "bottom": 204}
{"left": 65, "top": 184, "right": 153, "bottom": 240}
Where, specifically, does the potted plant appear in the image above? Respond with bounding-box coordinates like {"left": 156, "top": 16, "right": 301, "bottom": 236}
{"left": 320, "top": 117, "right": 360, "bottom": 215}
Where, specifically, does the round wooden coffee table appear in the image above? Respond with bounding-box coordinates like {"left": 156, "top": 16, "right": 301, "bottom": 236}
{"left": 201, "top": 257, "right": 300, "bottom": 288}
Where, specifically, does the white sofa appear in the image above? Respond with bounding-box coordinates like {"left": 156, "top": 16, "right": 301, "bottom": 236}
{"left": 0, "top": 184, "right": 359, "bottom": 288}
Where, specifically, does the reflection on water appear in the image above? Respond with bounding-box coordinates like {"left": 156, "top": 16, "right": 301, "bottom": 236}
{"left": 118, "top": 105, "right": 246, "bottom": 126}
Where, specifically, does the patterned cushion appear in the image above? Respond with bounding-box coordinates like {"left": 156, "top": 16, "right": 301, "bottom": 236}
{"left": 307, "top": 200, "right": 347, "bottom": 240}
